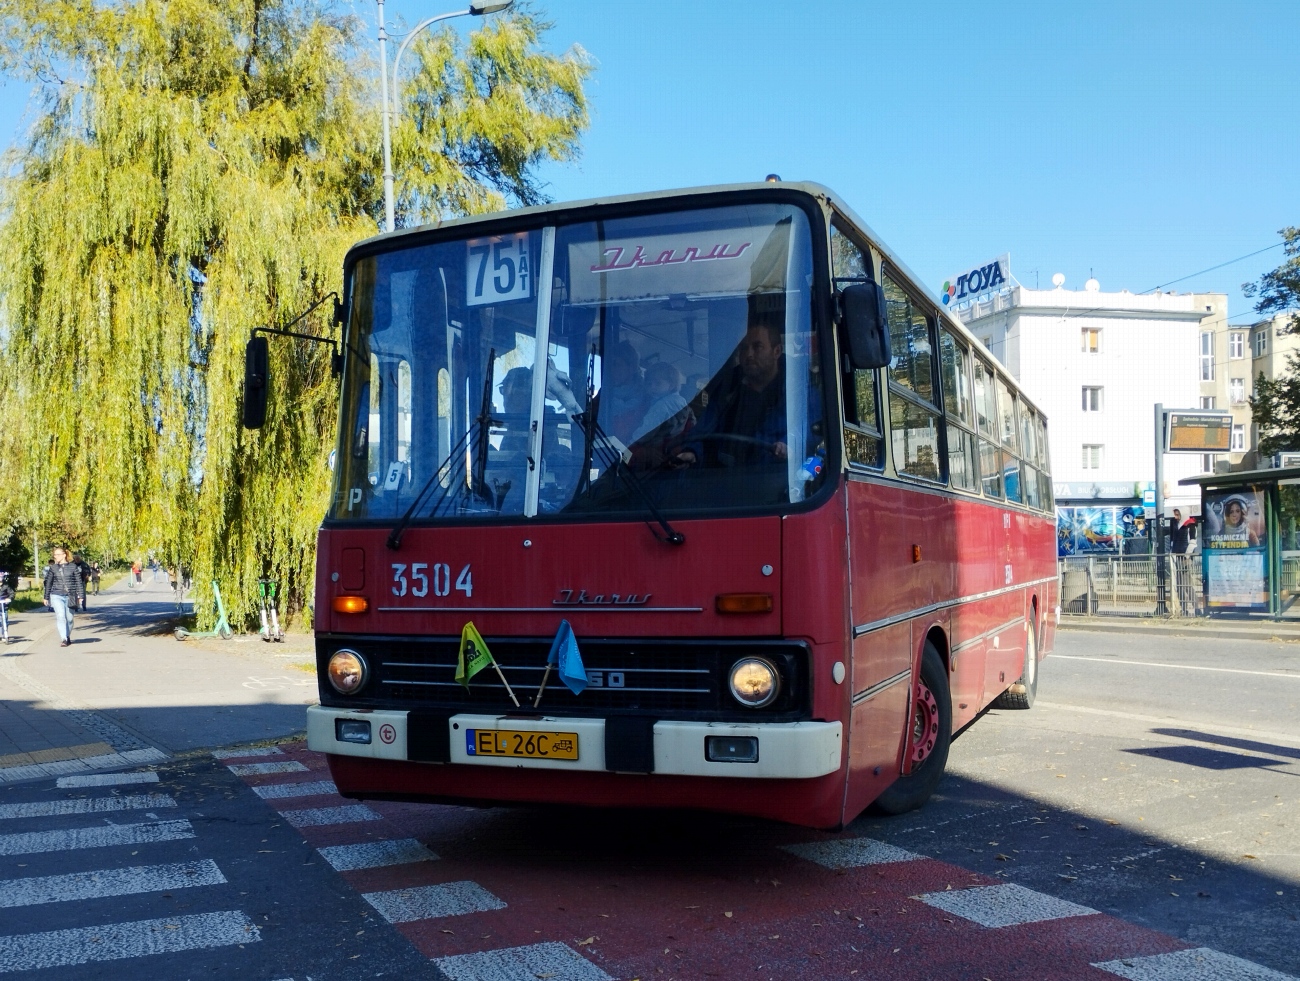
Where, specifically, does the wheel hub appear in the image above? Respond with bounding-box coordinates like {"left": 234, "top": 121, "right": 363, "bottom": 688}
{"left": 911, "top": 680, "right": 940, "bottom": 764}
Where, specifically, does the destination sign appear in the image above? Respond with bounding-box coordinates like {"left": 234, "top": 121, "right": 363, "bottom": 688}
{"left": 1165, "top": 410, "right": 1232, "bottom": 452}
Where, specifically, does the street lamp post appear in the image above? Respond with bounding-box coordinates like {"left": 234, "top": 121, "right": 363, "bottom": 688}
{"left": 378, "top": 0, "right": 515, "bottom": 233}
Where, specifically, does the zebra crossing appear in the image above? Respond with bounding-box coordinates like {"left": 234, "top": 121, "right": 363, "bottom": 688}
{"left": 227, "top": 740, "right": 1300, "bottom": 981}
{"left": 226, "top": 743, "right": 613, "bottom": 981}
{"left": 0, "top": 768, "right": 263, "bottom": 976}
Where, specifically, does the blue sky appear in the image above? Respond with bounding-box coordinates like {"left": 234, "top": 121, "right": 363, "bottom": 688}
{"left": 2, "top": 0, "right": 1296, "bottom": 319}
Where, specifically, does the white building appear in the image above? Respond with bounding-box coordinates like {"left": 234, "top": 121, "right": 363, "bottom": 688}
{"left": 952, "top": 276, "right": 1218, "bottom": 521}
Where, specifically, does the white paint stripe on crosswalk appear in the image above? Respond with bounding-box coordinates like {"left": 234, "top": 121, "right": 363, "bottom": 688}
{"left": 57, "top": 772, "right": 160, "bottom": 789}
{"left": 212, "top": 747, "right": 285, "bottom": 760}
{"left": 0, "top": 820, "right": 195, "bottom": 857}
{"left": 0, "top": 794, "right": 176, "bottom": 821}
{"left": 1094, "top": 947, "right": 1299, "bottom": 981}
{"left": 227, "top": 761, "right": 308, "bottom": 776}
{"left": 434, "top": 942, "right": 613, "bottom": 981}
{"left": 782, "top": 836, "right": 922, "bottom": 869}
{"left": 916, "top": 883, "right": 1098, "bottom": 928}
{"left": 362, "top": 880, "right": 505, "bottom": 924}
{"left": 0, "top": 859, "right": 226, "bottom": 908}
{"left": 318, "top": 839, "right": 438, "bottom": 871}
{"left": 282, "top": 805, "right": 380, "bottom": 828}
{"left": 0, "top": 910, "right": 259, "bottom": 973}
{"left": 252, "top": 780, "right": 338, "bottom": 800}
{"left": 0, "top": 748, "right": 167, "bottom": 786}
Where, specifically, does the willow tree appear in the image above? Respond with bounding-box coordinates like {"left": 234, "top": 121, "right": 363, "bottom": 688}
{"left": 0, "top": 0, "right": 590, "bottom": 626}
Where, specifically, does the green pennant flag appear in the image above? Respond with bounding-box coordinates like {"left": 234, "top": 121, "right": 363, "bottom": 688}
{"left": 456, "top": 621, "right": 495, "bottom": 688}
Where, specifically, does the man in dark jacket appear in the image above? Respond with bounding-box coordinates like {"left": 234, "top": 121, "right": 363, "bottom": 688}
{"left": 43, "top": 547, "right": 85, "bottom": 647}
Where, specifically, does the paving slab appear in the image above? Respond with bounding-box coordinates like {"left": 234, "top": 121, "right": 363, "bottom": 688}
{"left": 0, "top": 576, "right": 317, "bottom": 785}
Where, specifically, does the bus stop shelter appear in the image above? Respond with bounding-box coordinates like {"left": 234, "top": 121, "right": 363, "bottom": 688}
{"left": 1178, "top": 466, "right": 1300, "bottom": 618}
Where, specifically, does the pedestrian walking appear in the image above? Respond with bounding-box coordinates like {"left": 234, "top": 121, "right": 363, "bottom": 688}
{"left": 72, "top": 552, "right": 92, "bottom": 611}
{"left": 1169, "top": 509, "right": 1197, "bottom": 615}
{"left": 43, "top": 546, "right": 85, "bottom": 647}
{"left": 89, "top": 561, "right": 101, "bottom": 595}
{"left": 131, "top": 560, "right": 142, "bottom": 586}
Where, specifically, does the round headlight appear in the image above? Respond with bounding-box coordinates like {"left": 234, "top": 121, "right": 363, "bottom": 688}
{"left": 328, "top": 649, "right": 368, "bottom": 695}
{"left": 729, "top": 657, "right": 780, "bottom": 708}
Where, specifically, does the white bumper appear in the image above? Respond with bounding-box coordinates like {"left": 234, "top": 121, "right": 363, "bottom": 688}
{"left": 307, "top": 706, "right": 842, "bottom": 779}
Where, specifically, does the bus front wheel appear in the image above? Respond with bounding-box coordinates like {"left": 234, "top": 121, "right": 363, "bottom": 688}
{"left": 872, "top": 642, "right": 951, "bottom": 816}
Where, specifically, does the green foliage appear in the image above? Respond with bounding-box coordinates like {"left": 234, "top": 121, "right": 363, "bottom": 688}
{"left": 0, "top": 0, "right": 590, "bottom": 628}
{"left": 1248, "top": 228, "right": 1300, "bottom": 456}
{"left": 1244, "top": 227, "right": 1300, "bottom": 335}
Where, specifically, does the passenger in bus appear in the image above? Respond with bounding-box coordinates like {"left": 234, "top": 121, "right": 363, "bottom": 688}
{"left": 672, "top": 319, "right": 794, "bottom": 467}
{"left": 497, "top": 366, "right": 533, "bottom": 456}
{"left": 632, "top": 361, "right": 692, "bottom": 443}
{"left": 600, "top": 340, "right": 649, "bottom": 442}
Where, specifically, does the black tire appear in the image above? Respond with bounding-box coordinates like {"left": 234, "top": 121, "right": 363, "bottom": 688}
{"left": 994, "top": 618, "right": 1038, "bottom": 710}
{"left": 218, "top": 625, "right": 232, "bottom": 640}
{"left": 873, "top": 642, "right": 952, "bottom": 815}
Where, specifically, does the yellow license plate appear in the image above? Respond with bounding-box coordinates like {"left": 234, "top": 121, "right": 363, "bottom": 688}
{"left": 466, "top": 729, "right": 579, "bottom": 761}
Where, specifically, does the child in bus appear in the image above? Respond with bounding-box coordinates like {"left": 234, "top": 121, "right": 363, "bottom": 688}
{"left": 632, "top": 361, "right": 692, "bottom": 443}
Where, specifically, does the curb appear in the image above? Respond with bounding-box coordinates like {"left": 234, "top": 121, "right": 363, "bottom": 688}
{"left": 1059, "top": 617, "right": 1300, "bottom": 642}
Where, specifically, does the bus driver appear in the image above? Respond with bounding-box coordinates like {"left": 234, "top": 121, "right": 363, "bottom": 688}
{"left": 673, "top": 318, "right": 793, "bottom": 468}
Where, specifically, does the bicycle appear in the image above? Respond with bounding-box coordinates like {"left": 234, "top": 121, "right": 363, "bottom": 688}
{"left": 0, "top": 571, "right": 13, "bottom": 645}
{"left": 258, "top": 578, "right": 284, "bottom": 643}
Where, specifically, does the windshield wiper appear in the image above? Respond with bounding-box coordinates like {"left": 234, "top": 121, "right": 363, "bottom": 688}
{"left": 385, "top": 425, "right": 478, "bottom": 551}
{"left": 570, "top": 409, "right": 685, "bottom": 546}
{"left": 387, "top": 351, "right": 500, "bottom": 551}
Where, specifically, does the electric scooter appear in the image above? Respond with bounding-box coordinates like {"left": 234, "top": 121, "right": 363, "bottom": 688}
{"left": 174, "top": 580, "right": 233, "bottom": 641}
{"left": 258, "top": 578, "right": 284, "bottom": 643}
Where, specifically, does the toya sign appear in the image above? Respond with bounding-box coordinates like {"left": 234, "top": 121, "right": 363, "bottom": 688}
{"left": 942, "top": 253, "right": 1010, "bottom": 306}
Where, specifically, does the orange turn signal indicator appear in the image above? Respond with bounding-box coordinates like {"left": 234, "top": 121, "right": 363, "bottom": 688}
{"left": 332, "top": 595, "right": 369, "bottom": 614}
{"left": 715, "top": 593, "right": 774, "bottom": 614}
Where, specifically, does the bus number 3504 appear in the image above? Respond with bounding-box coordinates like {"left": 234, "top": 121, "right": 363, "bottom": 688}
{"left": 391, "top": 563, "right": 472, "bottom": 598}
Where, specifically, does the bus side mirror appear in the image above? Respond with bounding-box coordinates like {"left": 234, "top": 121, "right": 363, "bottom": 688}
{"left": 841, "top": 282, "right": 891, "bottom": 369}
{"left": 243, "top": 335, "right": 269, "bottom": 429}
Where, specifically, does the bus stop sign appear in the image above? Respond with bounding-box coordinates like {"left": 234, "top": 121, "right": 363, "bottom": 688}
{"left": 1165, "top": 410, "right": 1232, "bottom": 452}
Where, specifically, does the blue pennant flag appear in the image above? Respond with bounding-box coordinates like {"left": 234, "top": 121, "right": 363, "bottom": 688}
{"left": 548, "top": 619, "right": 588, "bottom": 695}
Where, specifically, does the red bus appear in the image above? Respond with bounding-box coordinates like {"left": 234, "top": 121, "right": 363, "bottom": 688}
{"left": 271, "top": 182, "right": 1056, "bottom": 830}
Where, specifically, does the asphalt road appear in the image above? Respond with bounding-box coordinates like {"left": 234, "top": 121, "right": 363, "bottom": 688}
{"left": 0, "top": 627, "right": 1296, "bottom": 980}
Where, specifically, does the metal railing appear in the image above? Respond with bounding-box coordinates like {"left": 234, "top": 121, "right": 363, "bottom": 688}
{"left": 1059, "top": 555, "right": 1202, "bottom": 617}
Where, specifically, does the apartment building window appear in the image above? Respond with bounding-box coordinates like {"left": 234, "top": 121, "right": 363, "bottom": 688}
{"left": 1200, "top": 454, "right": 1216, "bottom": 473}
{"left": 1231, "top": 425, "right": 1245, "bottom": 452}
{"left": 1229, "top": 332, "right": 1244, "bottom": 359}
{"left": 1230, "top": 378, "right": 1246, "bottom": 404}
{"left": 1081, "top": 386, "right": 1103, "bottom": 412}
{"left": 1081, "top": 328, "right": 1102, "bottom": 354}
{"left": 1255, "top": 330, "right": 1267, "bottom": 356}
{"left": 1200, "top": 331, "right": 1214, "bottom": 380}
{"left": 1200, "top": 396, "right": 1216, "bottom": 409}
{"left": 1082, "top": 444, "right": 1103, "bottom": 469}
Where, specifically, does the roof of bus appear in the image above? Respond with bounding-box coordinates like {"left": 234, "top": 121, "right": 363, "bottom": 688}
{"left": 351, "top": 180, "right": 1045, "bottom": 422}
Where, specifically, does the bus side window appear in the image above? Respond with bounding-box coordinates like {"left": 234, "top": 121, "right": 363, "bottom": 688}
{"left": 883, "top": 271, "right": 944, "bottom": 483}
{"left": 973, "top": 358, "right": 1002, "bottom": 499}
{"left": 832, "top": 224, "right": 882, "bottom": 468}
{"left": 940, "top": 327, "right": 977, "bottom": 492}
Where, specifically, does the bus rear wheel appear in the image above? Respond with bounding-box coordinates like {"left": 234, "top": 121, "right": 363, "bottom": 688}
{"left": 872, "top": 642, "right": 951, "bottom": 816}
{"left": 994, "top": 618, "right": 1038, "bottom": 710}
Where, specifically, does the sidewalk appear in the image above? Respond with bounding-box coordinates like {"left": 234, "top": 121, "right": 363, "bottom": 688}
{"left": 0, "top": 574, "right": 317, "bottom": 785}
{"left": 1060, "top": 613, "right": 1300, "bottom": 642}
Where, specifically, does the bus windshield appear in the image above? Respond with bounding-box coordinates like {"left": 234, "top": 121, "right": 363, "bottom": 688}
{"left": 330, "top": 202, "right": 827, "bottom": 522}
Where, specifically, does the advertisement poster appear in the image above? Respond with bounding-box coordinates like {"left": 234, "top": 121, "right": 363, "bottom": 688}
{"left": 1056, "top": 506, "right": 1148, "bottom": 556}
{"left": 1202, "top": 486, "right": 1268, "bottom": 610}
